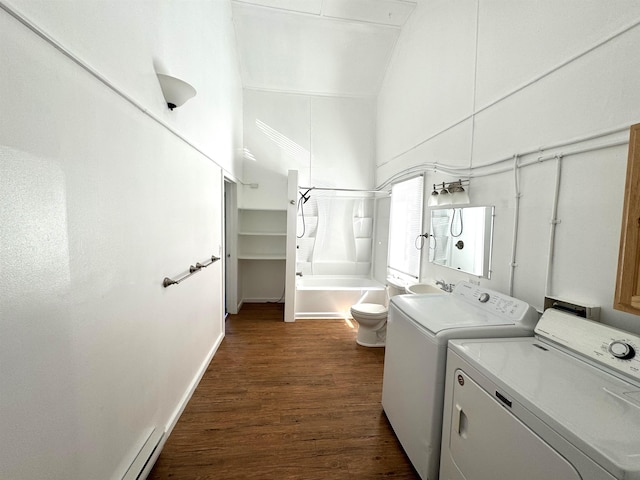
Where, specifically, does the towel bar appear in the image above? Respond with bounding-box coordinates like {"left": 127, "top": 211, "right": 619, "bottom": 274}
{"left": 163, "top": 255, "right": 220, "bottom": 288}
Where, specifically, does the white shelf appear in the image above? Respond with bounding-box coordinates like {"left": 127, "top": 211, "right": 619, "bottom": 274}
{"left": 239, "top": 254, "right": 286, "bottom": 260}
{"left": 238, "top": 208, "right": 287, "bottom": 261}
{"left": 240, "top": 208, "right": 285, "bottom": 211}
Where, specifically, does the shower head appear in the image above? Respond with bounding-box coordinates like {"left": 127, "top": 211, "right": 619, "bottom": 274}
{"left": 300, "top": 188, "right": 312, "bottom": 204}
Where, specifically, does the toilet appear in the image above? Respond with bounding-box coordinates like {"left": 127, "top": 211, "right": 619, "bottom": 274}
{"left": 349, "top": 279, "right": 405, "bottom": 347}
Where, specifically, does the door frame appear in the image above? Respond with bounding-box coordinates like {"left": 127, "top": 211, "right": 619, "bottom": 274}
{"left": 223, "top": 177, "right": 238, "bottom": 315}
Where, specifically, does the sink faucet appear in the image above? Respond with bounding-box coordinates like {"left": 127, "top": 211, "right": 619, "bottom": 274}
{"left": 436, "top": 279, "right": 454, "bottom": 293}
{"left": 296, "top": 271, "right": 303, "bottom": 277}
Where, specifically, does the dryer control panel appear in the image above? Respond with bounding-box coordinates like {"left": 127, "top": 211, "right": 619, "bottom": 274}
{"left": 536, "top": 308, "right": 640, "bottom": 385}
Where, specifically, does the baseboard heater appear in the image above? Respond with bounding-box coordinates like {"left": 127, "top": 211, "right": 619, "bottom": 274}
{"left": 122, "top": 427, "right": 165, "bottom": 480}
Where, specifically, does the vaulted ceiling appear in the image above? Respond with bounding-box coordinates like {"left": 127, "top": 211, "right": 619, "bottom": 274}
{"left": 231, "top": 0, "right": 417, "bottom": 97}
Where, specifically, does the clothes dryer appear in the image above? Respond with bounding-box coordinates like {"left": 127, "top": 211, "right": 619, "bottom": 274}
{"left": 440, "top": 308, "right": 640, "bottom": 480}
{"left": 381, "top": 281, "right": 538, "bottom": 480}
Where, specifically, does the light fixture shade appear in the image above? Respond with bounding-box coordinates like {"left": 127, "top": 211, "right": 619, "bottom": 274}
{"left": 427, "top": 194, "right": 439, "bottom": 207}
{"left": 156, "top": 73, "right": 196, "bottom": 110}
{"left": 427, "top": 186, "right": 439, "bottom": 207}
{"left": 450, "top": 189, "right": 470, "bottom": 205}
{"left": 439, "top": 192, "right": 452, "bottom": 205}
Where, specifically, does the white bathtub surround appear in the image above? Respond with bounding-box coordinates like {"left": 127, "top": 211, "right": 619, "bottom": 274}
{"left": 294, "top": 275, "right": 386, "bottom": 319}
{"left": 296, "top": 193, "right": 375, "bottom": 277}
{"left": 313, "top": 197, "right": 358, "bottom": 273}
{"left": 293, "top": 193, "right": 398, "bottom": 317}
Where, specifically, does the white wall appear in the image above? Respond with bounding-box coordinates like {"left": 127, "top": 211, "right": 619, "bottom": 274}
{"left": 231, "top": 2, "right": 401, "bottom": 97}
{"left": 238, "top": 89, "right": 376, "bottom": 301}
{"left": 241, "top": 89, "right": 376, "bottom": 208}
{"left": 377, "top": 0, "right": 640, "bottom": 334}
{"left": 0, "top": 1, "right": 242, "bottom": 478}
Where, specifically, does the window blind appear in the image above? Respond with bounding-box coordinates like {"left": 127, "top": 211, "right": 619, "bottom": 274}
{"left": 388, "top": 175, "right": 424, "bottom": 279}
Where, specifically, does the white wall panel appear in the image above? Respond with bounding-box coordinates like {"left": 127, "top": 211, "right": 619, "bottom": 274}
{"left": 242, "top": 90, "right": 376, "bottom": 208}
{"left": 377, "top": 0, "right": 640, "bottom": 332}
{"left": 0, "top": 1, "right": 238, "bottom": 478}
{"left": 233, "top": 4, "right": 399, "bottom": 96}
{"left": 235, "top": 0, "right": 322, "bottom": 15}
{"left": 472, "top": 25, "right": 640, "bottom": 165}
{"left": 377, "top": 120, "right": 474, "bottom": 182}
{"left": 241, "top": 89, "right": 310, "bottom": 209}
{"left": 7, "top": 0, "right": 243, "bottom": 176}
{"left": 242, "top": 89, "right": 311, "bottom": 180}
{"left": 310, "top": 96, "right": 376, "bottom": 188}
{"left": 322, "top": 0, "right": 416, "bottom": 26}
{"left": 475, "top": 0, "right": 640, "bottom": 107}
{"left": 499, "top": 161, "right": 558, "bottom": 308}
{"left": 551, "top": 148, "right": 629, "bottom": 328}
{"left": 377, "top": 0, "right": 477, "bottom": 163}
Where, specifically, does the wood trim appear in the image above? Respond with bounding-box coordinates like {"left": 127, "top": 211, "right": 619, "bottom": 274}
{"left": 614, "top": 123, "right": 640, "bottom": 315}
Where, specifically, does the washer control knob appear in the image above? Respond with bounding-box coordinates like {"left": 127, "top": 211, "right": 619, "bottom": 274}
{"left": 608, "top": 341, "right": 636, "bottom": 360}
{"left": 478, "top": 292, "right": 490, "bottom": 303}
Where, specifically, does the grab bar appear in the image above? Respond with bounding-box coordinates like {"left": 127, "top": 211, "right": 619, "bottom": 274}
{"left": 163, "top": 255, "right": 220, "bottom": 288}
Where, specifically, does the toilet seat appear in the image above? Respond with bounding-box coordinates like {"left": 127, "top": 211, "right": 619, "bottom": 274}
{"left": 351, "top": 303, "right": 388, "bottom": 320}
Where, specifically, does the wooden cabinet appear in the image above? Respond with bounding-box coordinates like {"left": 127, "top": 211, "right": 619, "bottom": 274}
{"left": 615, "top": 123, "right": 640, "bottom": 314}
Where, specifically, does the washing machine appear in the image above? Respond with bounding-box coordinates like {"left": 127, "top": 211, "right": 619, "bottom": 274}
{"left": 381, "top": 281, "right": 538, "bottom": 480}
{"left": 440, "top": 308, "right": 640, "bottom": 480}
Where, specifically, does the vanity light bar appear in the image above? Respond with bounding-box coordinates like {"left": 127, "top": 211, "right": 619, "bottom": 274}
{"left": 428, "top": 179, "right": 470, "bottom": 207}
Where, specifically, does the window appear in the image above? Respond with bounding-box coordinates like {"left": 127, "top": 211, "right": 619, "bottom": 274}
{"left": 388, "top": 175, "right": 424, "bottom": 280}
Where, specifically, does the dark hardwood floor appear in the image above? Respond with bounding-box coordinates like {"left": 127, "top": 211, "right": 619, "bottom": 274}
{"left": 148, "top": 303, "right": 419, "bottom": 480}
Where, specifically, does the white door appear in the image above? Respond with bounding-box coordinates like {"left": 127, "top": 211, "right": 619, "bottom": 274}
{"left": 223, "top": 178, "right": 238, "bottom": 315}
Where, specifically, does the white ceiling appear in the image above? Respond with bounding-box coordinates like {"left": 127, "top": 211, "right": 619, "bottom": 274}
{"left": 231, "top": 0, "right": 417, "bottom": 97}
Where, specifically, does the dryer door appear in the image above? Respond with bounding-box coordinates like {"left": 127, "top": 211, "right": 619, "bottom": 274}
{"left": 443, "top": 369, "right": 581, "bottom": 480}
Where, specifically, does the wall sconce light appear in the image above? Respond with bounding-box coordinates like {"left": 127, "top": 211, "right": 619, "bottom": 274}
{"left": 156, "top": 73, "right": 196, "bottom": 110}
{"left": 427, "top": 179, "right": 470, "bottom": 207}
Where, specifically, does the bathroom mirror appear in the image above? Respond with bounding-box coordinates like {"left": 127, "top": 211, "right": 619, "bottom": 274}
{"left": 429, "top": 206, "right": 495, "bottom": 278}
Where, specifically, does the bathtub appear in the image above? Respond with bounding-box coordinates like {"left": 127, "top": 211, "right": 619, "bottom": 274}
{"left": 294, "top": 275, "right": 387, "bottom": 319}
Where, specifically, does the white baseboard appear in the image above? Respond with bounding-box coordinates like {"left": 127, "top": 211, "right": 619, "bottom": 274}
{"left": 242, "top": 297, "right": 284, "bottom": 303}
{"left": 165, "top": 331, "right": 224, "bottom": 434}
{"left": 140, "top": 331, "right": 224, "bottom": 479}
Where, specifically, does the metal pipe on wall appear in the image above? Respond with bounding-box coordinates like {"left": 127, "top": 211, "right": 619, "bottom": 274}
{"left": 508, "top": 155, "right": 521, "bottom": 297}
{"left": 545, "top": 155, "right": 564, "bottom": 297}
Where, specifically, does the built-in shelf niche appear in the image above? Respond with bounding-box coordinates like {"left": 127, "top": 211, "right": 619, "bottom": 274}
{"left": 238, "top": 208, "right": 287, "bottom": 260}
